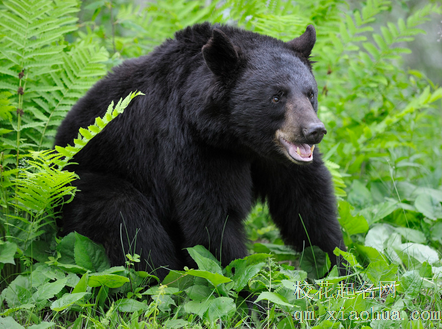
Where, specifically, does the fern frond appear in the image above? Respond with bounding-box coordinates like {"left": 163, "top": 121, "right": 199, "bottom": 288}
{"left": 0, "top": 81, "right": 17, "bottom": 92}
{"left": 15, "top": 153, "right": 77, "bottom": 215}
{"left": 0, "top": 0, "right": 81, "bottom": 154}
{"left": 0, "top": 0, "right": 110, "bottom": 152}
{"left": 5, "top": 150, "right": 77, "bottom": 250}
{"left": 0, "top": 92, "right": 15, "bottom": 120}
{"left": 325, "top": 160, "right": 347, "bottom": 198}
{"left": 54, "top": 91, "right": 143, "bottom": 164}
{"left": 35, "top": 44, "right": 109, "bottom": 149}
{"left": 253, "top": 14, "right": 306, "bottom": 41}
{"left": 4, "top": 92, "right": 141, "bottom": 251}
{"left": 369, "top": 86, "right": 442, "bottom": 140}
{"left": 3, "top": 0, "right": 49, "bottom": 22}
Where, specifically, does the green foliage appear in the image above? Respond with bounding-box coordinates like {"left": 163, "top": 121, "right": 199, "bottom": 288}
{"left": 1, "top": 91, "right": 139, "bottom": 260}
{"left": 54, "top": 91, "right": 142, "bottom": 162}
{"left": 0, "top": 89, "right": 141, "bottom": 326}
{"left": 1, "top": 0, "right": 442, "bottom": 327}
{"left": 313, "top": 2, "right": 442, "bottom": 178}
{"left": 0, "top": 0, "right": 108, "bottom": 158}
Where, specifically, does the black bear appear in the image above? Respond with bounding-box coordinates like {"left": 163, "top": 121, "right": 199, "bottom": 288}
{"left": 55, "top": 23, "right": 346, "bottom": 279}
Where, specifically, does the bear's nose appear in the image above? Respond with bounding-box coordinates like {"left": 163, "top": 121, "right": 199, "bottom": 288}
{"left": 302, "top": 123, "right": 327, "bottom": 144}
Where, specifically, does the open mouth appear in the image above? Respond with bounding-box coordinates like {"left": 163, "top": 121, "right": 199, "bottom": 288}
{"left": 278, "top": 136, "right": 315, "bottom": 164}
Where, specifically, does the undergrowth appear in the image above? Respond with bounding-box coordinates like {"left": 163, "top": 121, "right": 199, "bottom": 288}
{"left": 1, "top": 0, "right": 442, "bottom": 328}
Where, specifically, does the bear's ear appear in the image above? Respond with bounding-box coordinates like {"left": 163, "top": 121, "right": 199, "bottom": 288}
{"left": 202, "top": 28, "right": 240, "bottom": 76}
{"left": 287, "top": 25, "right": 316, "bottom": 59}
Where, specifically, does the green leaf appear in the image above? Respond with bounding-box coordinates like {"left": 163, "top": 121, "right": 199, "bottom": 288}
{"left": 299, "top": 246, "right": 329, "bottom": 279}
{"left": 381, "top": 26, "right": 393, "bottom": 44}
{"left": 0, "top": 241, "right": 17, "bottom": 264}
{"left": 186, "top": 245, "right": 223, "bottom": 275}
{"left": 391, "top": 47, "right": 411, "bottom": 54}
{"left": 431, "top": 222, "right": 442, "bottom": 244}
{"left": 412, "top": 187, "right": 442, "bottom": 202}
{"left": 1, "top": 275, "right": 32, "bottom": 308}
{"left": 185, "top": 284, "right": 213, "bottom": 301}
{"left": 345, "top": 14, "right": 357, "bottom": 35}
{"left": 365, "top": 224, "right": 395, "bottom": 253}
{"left": 0, "top": 317, "right": 25, "bottom": 329}
{"left": 347, "top": 180, "right": 372, "bottom": 209}
{"left": 143, "top": 285, "right": 180, "bottom": 295}
{"left": 387, "top": 22, "right": 399, "bottom": 37}
{"left": 252, "top": 243, "right": 295, "bottom": 261}
{"left": 184, "top": 299, "right": 212, "bottom": 318}
{"left": 28, "top": 322, "right": 55, "bottom": 329}
{"left": 56, "top": 232, "right": 76, "bottom": 265}
{"left": 255, "top": 292, "right": 292, "bottom": 307}
{"left": 281, "top": 279, "right": 308, "bottom": 294}
{"left": 339, "top": 21, "right": 350, "bottom": 43}
{"left": 28, "top": 321, "right": 55, "bottom": 329}
{"left": 206, "top": 297, "right": 236, "bottom": 322}
{"left": 32, "top": 277, "right": 67, "bottom": 303}
{"left": 419, "top": 262, "right": 433, "bottom": 278}
{"left": 116, "top": 298, "right": 148, "bottom": 312}
{"left": 398, "top": 18, "right": 406, "bottom": 33}
{"left": 54, "top": 145, "right": 75, "bottom": 158}
{"left": 366, "top": 259, "right": 398, "bottom": 283}
{"left": 74, "top": 232, "right": 110, "bottom": 272}
{"left": 359, "top": 200, "right": 399, "bottom": 226}
{"left": 418, "top": 86, "right": 431, "bottom": 103}
{"left": 429, "top": 88, "right": 442, "bottom": 103}
{"left": 226, "top": 253, "right": 269, "bottom": 291}
{"left": 333, "top": 248, "right": 362, "bottom": 269}
{"left": 84, "top": 0, "right": 106, "bottom": 11}
{"left": 185, "top": 269, "right": 231, "bottom": 287}
{"left": 396, "top": 243, "right": 439, "bottom": 265}
{"left": 88, "top": 273, "right": 130, "bottom": 288}
{"left": 338, "top": 200, "right": 369, "bottom": 235}
{"left": 95, "top": 116, "right": 106, "bottom": 128}
{"left": 373, "top": 33, "right": 388, "bottom": 51}
{"left": 50, "top": 292, "right": 89, "bottom": 311}
{"left": 152, "top": 294, "right": 176, "bottom": 312}
{"left": 394, "top": 227, "right": 426, "bottom": 244}
{"left": 414, "top": 194, "right": 442, "bottom": 220}
{"left": 88, "top": 124, "right": 101, "bottom": 134}
{"left": 29, "top": 263, "right": 63, "bottom": 288}
{"left": 72, "top": 273, "right": 88, "bottom": 294}
{"left": 357, "top": 245, "right": 384, "bottom": 263}
{"left": 363, "top": 42, "right": 379, "bottom": 60}
{"left": 79, "top": 127, "right": 93, "bottom": 139}
{"left": 399, "top": 271, "right": 422, "bottom": 299}
{"left": 25, "top": 240, "right": 52, "bottom": 263}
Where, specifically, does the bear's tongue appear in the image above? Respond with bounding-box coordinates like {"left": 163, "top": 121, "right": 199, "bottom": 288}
{"left": 280, "top": 138, "right": 314, "bottom": 163}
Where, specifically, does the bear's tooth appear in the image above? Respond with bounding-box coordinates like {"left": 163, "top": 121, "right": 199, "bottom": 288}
{"left": 311, "top": 145, "right": 315, "bottom": 153}
{"left": 296, "top": 146, "right": 301, "bottom": 155}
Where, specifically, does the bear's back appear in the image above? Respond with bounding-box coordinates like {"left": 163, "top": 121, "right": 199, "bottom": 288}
{"left": 55, "top": 23, "right": 215, "bottom": 148}
{"left": 55, "top": 23, "right": 290, "bottom": 147}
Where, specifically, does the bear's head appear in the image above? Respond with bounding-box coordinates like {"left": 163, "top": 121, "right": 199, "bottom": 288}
{"left": 202, "top": 25, "right": 325, "bottom": 165}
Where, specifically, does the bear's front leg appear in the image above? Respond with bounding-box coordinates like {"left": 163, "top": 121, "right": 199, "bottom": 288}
{"left": 173, "top": 155, "right": 252, "bottom": 269}
{"left": 180, "top": 202, "right": 250, "bottom": 269}
{"left": 60, "top": 171, "right": 182, "bottom": 280}
{"left": 252, "top": 153, "right": 347, "bottom": 276}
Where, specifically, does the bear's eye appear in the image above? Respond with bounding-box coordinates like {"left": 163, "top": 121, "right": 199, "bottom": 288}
{"left": 309, "top": 91, "right": 315, "bottom": 101}
{"left": 272, "top": 95, "right": 280, "bottom": 103}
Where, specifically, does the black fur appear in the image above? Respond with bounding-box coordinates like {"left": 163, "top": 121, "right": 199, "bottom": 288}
{"left": 55, "top": 23, "right": 345, "bottom": 279}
